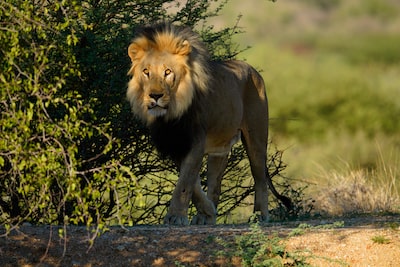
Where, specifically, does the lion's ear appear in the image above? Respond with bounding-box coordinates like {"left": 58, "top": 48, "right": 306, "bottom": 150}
{"left": 128, "top": 43, "right": 141, "bottom": 61}
{"left": 128, "top": 37, "right": 151, "bottom": 61}
{"left": 177, "top": 40, "right": 191, "bottom": 56}
{"left": 127, "top": 42, "right": 146, "bottom": 75}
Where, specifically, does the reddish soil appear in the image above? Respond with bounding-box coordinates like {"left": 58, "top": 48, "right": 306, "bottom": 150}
{"left": 1, "top": 215, "right": 399, "bottom": 267}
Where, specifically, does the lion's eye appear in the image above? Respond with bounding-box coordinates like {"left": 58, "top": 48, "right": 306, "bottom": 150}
{"left": 164, "top": 69, "right": 172, "bottom": 76}
{"left": 143, "top": 68, "right": 149, "bottom": 76}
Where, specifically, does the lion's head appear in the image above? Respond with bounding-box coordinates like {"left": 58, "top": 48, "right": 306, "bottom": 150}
{"left": 127, "top": 23, "right": 211, "bottom": 124}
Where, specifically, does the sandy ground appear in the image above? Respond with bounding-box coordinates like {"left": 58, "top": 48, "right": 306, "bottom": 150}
{"left": 1, "top": 215, "right": 399, "bottom": 266}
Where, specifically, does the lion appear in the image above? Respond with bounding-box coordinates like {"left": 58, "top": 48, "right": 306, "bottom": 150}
{"left": 127, "top": 22, "right": 291, "bottom": 225}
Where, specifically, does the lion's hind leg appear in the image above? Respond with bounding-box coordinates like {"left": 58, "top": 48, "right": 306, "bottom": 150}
{"left": 206, "top": 154, "right": 229, "bottom": 208}
{"left": 239, "top": 66, "right": 271, "bottom": 221}
{"left": 241, "top": 133, "right": 270, "bottom": 221}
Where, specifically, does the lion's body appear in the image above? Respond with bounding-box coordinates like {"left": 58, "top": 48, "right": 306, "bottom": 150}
{"left": 127, "top": 23, "right": 290, "bottom": 225}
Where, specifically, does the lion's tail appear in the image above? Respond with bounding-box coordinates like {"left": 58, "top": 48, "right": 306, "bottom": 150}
{"left": 266, "top": 172, "right": 292, "bottom": 210}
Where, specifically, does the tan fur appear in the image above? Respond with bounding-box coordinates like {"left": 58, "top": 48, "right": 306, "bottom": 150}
{"left": 127, "top": 23, "right": 289, "bottom": 225}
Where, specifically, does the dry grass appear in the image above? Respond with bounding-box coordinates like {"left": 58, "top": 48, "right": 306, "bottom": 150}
{"left": 312, "top": 163, "right": 400, "bottom": 216}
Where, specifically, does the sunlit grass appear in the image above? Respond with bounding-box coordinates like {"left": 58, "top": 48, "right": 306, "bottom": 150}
{"left": 309, "top": 151, "right": 400, "bottom": 216}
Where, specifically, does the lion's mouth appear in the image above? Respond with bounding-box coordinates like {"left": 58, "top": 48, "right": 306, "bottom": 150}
{"left": 148, "top": 105, "right": 168, "bottom": 117}
{"left": 148, "top": 101, "right": 168, "bottom": 110}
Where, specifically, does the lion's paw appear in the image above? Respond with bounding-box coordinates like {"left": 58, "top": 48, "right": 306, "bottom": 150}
{"left": 163, "top": 214, "right": 189, "bottom": 226}
{"left": 248, "top": 212, "right": 269, "bottom": 223}
{"left": 191, "top": 213, "right": 216, "bottom": 225}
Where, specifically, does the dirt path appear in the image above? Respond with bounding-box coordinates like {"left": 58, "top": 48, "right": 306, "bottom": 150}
{"left": 1, "top": 215, "right": 399, "bottom": 266}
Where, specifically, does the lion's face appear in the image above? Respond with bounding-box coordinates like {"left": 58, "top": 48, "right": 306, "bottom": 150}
{"left": 127, "top": 35, "right": 196, "bottom": 124}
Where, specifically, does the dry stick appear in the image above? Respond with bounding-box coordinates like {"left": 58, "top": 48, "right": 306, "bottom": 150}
{"left": 40, "top": 225, "right": 53, "bottom": 262}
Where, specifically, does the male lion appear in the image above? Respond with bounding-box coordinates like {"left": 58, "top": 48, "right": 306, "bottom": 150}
{"left": 127, "top": 23, "right": 290, "bottom": 225}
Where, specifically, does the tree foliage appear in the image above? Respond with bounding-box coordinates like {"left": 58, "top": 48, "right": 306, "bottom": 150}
{"left": 0, "top": 1, "right": 135, "bottom": 230}
{"left": 1, "top": 0, "right": 297, "bottom": 229}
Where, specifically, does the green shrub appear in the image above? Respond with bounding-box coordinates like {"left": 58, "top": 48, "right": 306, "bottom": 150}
{"left": 218, "top": 223, "right": 311, "bottom": 266}
{"left": 0, "top": 1, "right": 123, "bottom": 228}
{"left": 371, "top": 235, "right": 390, "bottom": 244}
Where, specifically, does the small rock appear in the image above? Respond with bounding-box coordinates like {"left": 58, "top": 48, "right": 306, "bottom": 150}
{"left": 116, "top": 245, "right": 126, "bottom": 251}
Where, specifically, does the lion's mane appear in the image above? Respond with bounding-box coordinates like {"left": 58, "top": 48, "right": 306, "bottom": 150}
{"left": 127, "top": 23, "right": 212, "bottom": 160}
{"left": 127, "top": 23, "right": 211, "bottom": 119}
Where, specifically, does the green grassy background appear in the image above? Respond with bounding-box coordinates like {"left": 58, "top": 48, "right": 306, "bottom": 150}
{"left": 212, "top": 0, "right": 400, "bottom": 214}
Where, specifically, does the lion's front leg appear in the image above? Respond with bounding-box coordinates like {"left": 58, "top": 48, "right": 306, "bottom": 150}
{"left": 163, "top": 184, "right": 193, "bottom": 225}
{"left": 191, "top": 179, "right": 216, "bottom": 225}
{"left": 163, "top": 144, "right": 205, "bottom": 225}
{"left": 190, "top": 153, "right": 229, "bottom": 225}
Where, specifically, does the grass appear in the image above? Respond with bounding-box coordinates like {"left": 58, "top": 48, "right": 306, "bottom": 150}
{"left": 371, "top": 235, "right": 391, "bottom": 244}
{"left": 310, "top": 161, "right": 400, "bottom": 216}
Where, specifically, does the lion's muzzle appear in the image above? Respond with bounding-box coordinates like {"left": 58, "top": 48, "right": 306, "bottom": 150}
{"left": 148, "top": 93, "right": 168, "bottom": 117}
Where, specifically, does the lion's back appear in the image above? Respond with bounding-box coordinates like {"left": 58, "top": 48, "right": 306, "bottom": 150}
{"left": 208, "top": 60, "right": 266, "bottom": 105}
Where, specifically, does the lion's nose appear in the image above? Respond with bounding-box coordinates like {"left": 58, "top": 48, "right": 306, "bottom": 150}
{"left": 149, "top": 93, "right": 164, "bottom": 101}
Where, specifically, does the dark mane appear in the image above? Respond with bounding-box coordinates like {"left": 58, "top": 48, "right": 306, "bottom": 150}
{"left": 134, "top": 22, "right": 210, "bottom": 60}
{"left": 132, "top": 22, "right": 212, "bottom": 162}
{"left": 149, "top": 93, "right": 206, "bottom": 163}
